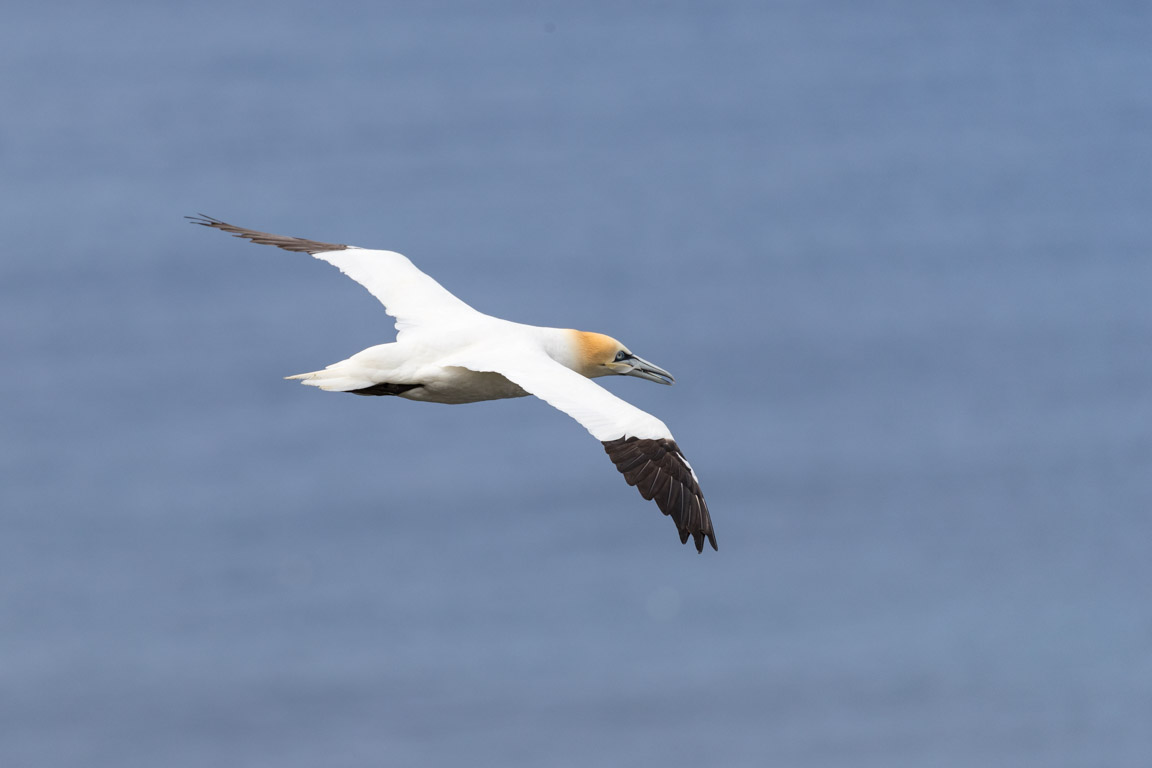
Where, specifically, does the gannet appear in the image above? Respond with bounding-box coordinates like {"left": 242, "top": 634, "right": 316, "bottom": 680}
{"left": 190, "top": 215, "right": 717, "bottom": 552}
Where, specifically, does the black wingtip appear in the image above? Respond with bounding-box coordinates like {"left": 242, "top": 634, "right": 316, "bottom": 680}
{"left": 186, "top": 213, "right": 223, "bottom": 227}
{"left": 691, "top": 530, "right": 718, "bottom": 553}
{"left": 185, "top": 215, "right": 348, "bottom": 254}
{"left": 603, "top": 436, "right": 717, "bottom": 554}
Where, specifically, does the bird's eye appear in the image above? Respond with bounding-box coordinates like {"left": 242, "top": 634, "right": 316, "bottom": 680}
{"left": 614, "top": 350, "right": 630, "bottom": 362}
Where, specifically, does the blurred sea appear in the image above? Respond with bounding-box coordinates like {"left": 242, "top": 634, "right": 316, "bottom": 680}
{"left": 2, "top": 2, "right": 1151, "bottom": 766}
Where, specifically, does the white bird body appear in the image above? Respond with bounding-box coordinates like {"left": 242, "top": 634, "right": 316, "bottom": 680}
{"left": 290, "top": 321, "right": 538, "bottom": 404}
{"left": 191, "top": 216, "right": 716, "bottom": 551}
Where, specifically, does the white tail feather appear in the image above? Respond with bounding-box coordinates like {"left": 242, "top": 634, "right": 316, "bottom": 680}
{"left": 285, "top": 344, "right": 411, "bottom": 393}
{"left": 285, "top": 368, "right": 376, "bottom": 392}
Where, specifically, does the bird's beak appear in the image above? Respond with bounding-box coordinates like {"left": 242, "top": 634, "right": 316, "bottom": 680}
{"left": 618, "top": 355, "right": 675, "bottom": 385}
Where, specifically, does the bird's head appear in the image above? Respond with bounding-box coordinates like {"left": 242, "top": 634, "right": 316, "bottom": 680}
{"left": 570, "top": 331, "right": 675, "bottom": 385}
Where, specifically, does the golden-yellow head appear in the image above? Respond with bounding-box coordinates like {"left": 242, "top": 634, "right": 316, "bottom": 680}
{"left": 569, "top": 331, "right": 675, "bottom": 384}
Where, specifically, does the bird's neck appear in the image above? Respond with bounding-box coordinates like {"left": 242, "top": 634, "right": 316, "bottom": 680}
{"left": 535, "top": 327, "right": 606, "bottom": 378}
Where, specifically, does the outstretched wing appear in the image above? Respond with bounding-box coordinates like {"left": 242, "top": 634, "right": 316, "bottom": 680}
{"left": 188, "top": 215, "right": 480, "bottom": 335}
{"left": 447, "top": 347, "right": 717, "bottom": 552}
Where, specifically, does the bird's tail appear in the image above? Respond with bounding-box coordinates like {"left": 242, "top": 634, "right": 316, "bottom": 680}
{"left": 286, "top": 344, "right": 408, "bottom": 394}
{"left": 285, "top": 366, "right": 377, "bottom": 392}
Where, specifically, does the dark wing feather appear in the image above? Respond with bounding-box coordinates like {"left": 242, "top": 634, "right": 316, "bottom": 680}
{"left": 602, "top": 437, "right": 718, "bottom": 552}
{"left": 187, "top": 214, "right": 348, "bottom": 255}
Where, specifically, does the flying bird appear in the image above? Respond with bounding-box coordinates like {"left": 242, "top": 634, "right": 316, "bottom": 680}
{"left": 190, "top": 215, "right": 716, "bottom": 552}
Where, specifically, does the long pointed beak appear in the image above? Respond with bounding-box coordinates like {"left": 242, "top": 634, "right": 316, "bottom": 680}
{"left": 624, "top": 355, "right": 675, "bottom": 385}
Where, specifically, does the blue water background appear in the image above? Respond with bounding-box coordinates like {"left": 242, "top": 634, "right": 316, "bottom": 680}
{"left": 2, "top": 2, "right": 1151, "bottom": 765}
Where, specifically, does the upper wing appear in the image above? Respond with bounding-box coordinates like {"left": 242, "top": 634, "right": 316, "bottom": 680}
{"left": 447, "top": 346, "right": 717, "bottom": 552}
{"left": 189, "top": 215, "right": 480, "bottom": 335}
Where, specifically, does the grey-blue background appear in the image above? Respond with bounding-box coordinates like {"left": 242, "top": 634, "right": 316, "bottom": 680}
{"left": 3, "top": 2, "right": 1150, "bottom": 766}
